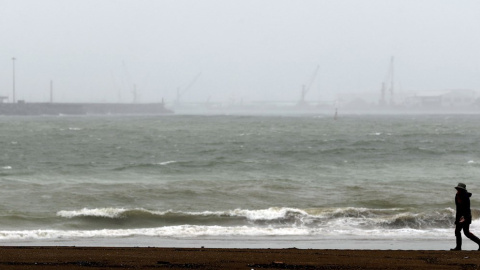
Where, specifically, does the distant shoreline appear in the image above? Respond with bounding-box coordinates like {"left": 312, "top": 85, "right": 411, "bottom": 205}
{"left": 0, "top": 102, "right": 173, "bottom": 116}
{"left": 2, "top": 102, "right": 480, "bottom": 116}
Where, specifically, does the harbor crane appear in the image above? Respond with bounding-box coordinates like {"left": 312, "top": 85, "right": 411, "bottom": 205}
{"left": 175, "top": 72, "right": 202, "bottom": 105}
{"left": 298, "top": 65, "right": 320, "bottom": 106}
{"left": 380, "top": 56, "right": 394, "bottom": 106}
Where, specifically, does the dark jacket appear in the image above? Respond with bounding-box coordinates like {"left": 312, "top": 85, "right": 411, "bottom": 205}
{"left": 455, "top": 190, "right": 472, "bottom": 224}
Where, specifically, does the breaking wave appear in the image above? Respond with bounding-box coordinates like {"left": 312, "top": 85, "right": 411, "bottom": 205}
{"left": 55, "top": 207, "right": 458, "bottom": 230}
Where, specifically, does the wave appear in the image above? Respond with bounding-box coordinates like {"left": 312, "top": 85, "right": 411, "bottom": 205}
{"left": 112, "top": 160, "right": 225, "bottom": 171}
{"left": 113, "top": 163, "right": 170, "bottom": 171}
{"left": 157, "top": 161, "right": 177, "bottom": 166}
{"left": 55, "top": 207, "right": 457, "bottom": 230}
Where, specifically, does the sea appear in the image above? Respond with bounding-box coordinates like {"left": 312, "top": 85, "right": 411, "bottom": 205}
{"left": 1, "top": 113, "right": 480, "bottom": 250}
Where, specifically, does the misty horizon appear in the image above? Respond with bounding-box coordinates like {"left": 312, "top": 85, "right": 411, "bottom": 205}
{"left": 1, "top": 1, "right": 479, "bottom": 106}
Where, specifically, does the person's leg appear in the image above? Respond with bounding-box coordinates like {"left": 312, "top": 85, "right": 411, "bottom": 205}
{"left": 451, "top": 224, "right": 463, "bottom": 250}
{"left": 462, "top": 224, "right": 480, "bottom": 249}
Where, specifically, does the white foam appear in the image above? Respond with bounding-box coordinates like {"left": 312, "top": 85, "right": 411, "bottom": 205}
{"left": 56, "top": 207, "right": 309, "bottom": 220}
{"left": 57, "top": 208, "right": 129, "bottom": 218}
{"left": 158, "top": 161, "right": 177, "bottom": 166}
{"left": 0, "top": 226, "right": 307, "bottom": 240}
{"left": 0, "top": 225, "right": 455, "bottom": 241}
{"left": 56, "top": 207, "right": 178, "bottom": 219}
{"left": 228, "top": 208, "right": 308, "bottom": 221}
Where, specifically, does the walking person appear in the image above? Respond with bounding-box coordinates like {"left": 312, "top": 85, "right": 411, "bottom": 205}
{"left": 451, "top": 183, "right": 480, "bottom": 251}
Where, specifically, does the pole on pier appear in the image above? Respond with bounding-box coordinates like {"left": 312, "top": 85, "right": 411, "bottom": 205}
{"left": 12, "top": 57, "right": 16, "bottom": 103}
{"left": 50, "top": 80, "right": 53, "bottom": 103}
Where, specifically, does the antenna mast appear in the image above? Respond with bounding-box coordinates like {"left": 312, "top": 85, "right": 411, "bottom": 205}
{"left": 389, "top": 56, "right": 394, "bottom": 105}
{"left": 132, "top": 84, "right": 138, "bottom": 103}
{"left": 12, "top": 57, "right": 16, "bottom": 103}
{"left": 50, "top": 80, "right": 53, "bottom": 103}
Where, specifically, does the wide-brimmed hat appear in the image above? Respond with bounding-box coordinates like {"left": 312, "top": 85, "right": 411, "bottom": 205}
{"left": 455, "top": 183, "right": 467, "bottom": 191}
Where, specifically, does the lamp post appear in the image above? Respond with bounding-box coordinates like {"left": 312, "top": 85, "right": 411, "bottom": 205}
{"left": 12, "top": 57, "right": 16, "bottom": 104}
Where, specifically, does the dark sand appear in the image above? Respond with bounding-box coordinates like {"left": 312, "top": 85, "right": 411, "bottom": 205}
{"left": 0, "top": 246, "right": 479, "bottom": 269}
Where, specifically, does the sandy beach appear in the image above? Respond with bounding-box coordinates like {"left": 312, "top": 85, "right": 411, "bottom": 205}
{"left": 0, "top": 246, "right": 479, "bottom": 269}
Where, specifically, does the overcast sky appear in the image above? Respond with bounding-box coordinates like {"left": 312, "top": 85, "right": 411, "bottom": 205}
{"left": 1, "top": 0, "right": 479, "bottom": 104}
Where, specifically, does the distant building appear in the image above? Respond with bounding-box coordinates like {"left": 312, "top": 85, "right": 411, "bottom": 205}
{"left": 0, "top": 96, "right": 8, "bottom": 103}
{"left": 406, "top": 89, "right": 477, "bottom": 108}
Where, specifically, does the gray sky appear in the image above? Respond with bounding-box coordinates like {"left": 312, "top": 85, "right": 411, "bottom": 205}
{"left": 1, "top": 0, "right": 479, "bottom": 104}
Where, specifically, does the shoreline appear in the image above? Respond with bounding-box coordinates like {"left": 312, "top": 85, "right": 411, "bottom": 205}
{"left": 2, "top": 235, "right": 475, "bottom": 251}
{"left": 1, "top": 236, "right": 468, "bottom": 250}
{"left": 0, "top": 246, "right": 479, "bottom": 269}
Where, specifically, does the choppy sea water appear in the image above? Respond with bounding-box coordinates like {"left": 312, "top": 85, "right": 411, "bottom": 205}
{"left": 1, "top": 114, "right": 480, "bottom": 249}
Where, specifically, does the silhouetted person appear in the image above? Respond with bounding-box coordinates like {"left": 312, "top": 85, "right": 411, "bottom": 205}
{"left": 451, "top": 183, "right": 480, "bottom": 251}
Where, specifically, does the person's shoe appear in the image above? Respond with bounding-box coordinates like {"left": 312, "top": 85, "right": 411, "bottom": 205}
{"left": 450, "top": 247, "right": 461, "bottom": 251}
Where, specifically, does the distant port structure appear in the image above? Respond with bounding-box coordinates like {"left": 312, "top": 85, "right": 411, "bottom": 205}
{"left": 0, "top": 92, "right": 172, "bottom": 116}
{"left": 3, "top": 56, "right": 479, "bottom": 115}
{"left": 0, "top": 102, "right": 172, "bottom": 116}
{"left": 0, "top": 57, "right": 172, "bottom": 116}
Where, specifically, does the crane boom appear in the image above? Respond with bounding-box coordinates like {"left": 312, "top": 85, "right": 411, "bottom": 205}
{"left": 298, "top": 65, "right": 320, "bottom": 105}
{"left": 176, "top": 72, "right": 202, "bottom": 104}
{"left": 304, "top": 65, "right": 320, "bottom": 94}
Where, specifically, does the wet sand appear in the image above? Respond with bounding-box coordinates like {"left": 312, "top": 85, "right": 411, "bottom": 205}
{"left": 0, "top": 246, "right": 479, "bottom": 269}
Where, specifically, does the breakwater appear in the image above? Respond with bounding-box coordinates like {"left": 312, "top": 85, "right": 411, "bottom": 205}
{"left": 0, "top": 102, "right": 173, "bottom": 115}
